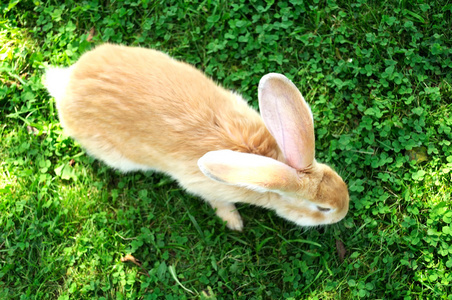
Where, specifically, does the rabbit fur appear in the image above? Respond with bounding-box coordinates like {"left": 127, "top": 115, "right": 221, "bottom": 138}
{"left": 44, "top": 44, "right": 349, "bottom": 231}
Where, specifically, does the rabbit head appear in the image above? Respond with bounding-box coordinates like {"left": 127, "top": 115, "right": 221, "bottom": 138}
{"left": 198, "top": 73, "right": 349, "bottom": 227}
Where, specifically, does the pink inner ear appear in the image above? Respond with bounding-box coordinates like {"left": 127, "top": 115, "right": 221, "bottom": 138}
{"left": 258, "top": 73, "right": 315, "bottom": 170}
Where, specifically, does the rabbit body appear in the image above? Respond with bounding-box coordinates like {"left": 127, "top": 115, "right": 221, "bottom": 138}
{"left": 45, "top": 44, "right": 349, "bottom": 231}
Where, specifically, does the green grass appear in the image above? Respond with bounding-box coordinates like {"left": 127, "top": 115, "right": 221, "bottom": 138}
{"left": 1, "top": 0, "right": 452, "bottom": 299}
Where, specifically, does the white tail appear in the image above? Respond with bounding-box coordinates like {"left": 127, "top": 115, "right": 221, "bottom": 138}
{"left": 44, "top": 67, "right": 73, "bottom": 101}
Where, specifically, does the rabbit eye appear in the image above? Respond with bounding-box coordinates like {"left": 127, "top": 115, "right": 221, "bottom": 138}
{"left": 316, "top": 206, "right": 331, "bottom": 212}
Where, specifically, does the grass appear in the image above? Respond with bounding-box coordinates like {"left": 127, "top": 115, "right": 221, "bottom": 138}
{"left": 1, "top": 0, "right": 452, "bottom": 299}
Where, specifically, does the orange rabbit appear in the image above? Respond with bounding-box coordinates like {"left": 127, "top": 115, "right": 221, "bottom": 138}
{"left": 45, "top": 44, "right": 349, "bottom": 231}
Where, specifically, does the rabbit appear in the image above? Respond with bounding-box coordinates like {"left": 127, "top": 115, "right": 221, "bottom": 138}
{"left": 44, "top": 44, "right": 349, "bottom": 231}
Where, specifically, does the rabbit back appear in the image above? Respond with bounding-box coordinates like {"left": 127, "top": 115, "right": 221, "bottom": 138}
{"left": 52, "top": 44, "right": 278, "bottom": 173}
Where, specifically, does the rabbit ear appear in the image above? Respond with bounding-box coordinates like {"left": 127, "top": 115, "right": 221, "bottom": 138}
{"left": 258, "top": 73, "right": 315, "bottom": 170}
{"left": 198, "top": 150, "right": 299, "bottom": 193}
